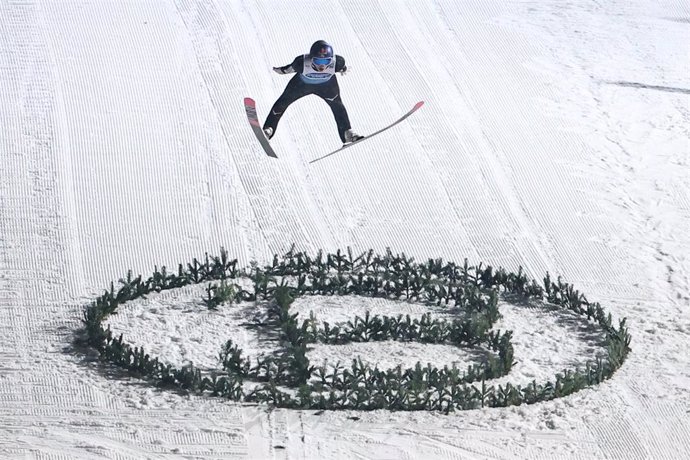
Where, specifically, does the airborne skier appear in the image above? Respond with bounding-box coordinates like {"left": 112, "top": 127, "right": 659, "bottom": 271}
{"left": 262, "top": 40, "right": 364, "bottom": 145}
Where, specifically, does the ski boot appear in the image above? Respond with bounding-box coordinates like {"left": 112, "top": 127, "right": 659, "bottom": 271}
{"left": 344, "top": 129, "right": 364, "bottom": 144}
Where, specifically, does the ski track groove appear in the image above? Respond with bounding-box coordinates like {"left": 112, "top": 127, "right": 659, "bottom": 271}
{"left": 331, "top": 0, "right": 480, "bottom": 262}
{"left": 221, "top": 0, "right": 338, "bottom": 254}
{"left": 0, "top": 1, "right": 257, "bottom": 457}
{"left": 1, "top": 0, "right": 689, "bottom": 458}
{"left": 342, "top": 0, "right": 545, "bottom": 276}
{"left": 623, "top": 381, "right": 690, "bottom": 458}
{"left": 344, "top": 1, "right": 473, "bottom": 260}
{"left": 174, "top": 0, "right": 337, "bottom": 258}
{"left": 173, "top": 0, "right": 279, "bottom": 260}
{"left": 42, "top": 0, "right": 253, "bottom": 282}
{"left": 431, "top": 0, "right": 563, "bottom": 279}
{"left": 585, "top": 393, "right": 653, "bottom": 460}
{"left": 434, "top": 0, "right": 630, "bottom": 286}
{"left": 0, "top": 2, "right": 94, "bottom": 457}
{"left": 380, "top": 0, "right": 547, "bottom": 272}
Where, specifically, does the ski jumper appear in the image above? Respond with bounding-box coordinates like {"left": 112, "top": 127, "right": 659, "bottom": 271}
{"left": 263, "top": 54, "right": 352, "bottom": 143}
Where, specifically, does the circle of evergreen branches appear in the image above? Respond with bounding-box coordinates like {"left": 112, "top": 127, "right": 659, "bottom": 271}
{"left": 80, "top": 247, "right": 631, "bottom": 413}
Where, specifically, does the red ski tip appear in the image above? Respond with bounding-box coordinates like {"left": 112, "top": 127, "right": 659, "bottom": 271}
{"left": 414, "top": 101, "right": 424, "bottom": 110}
{"left": 244, "top": 97, "right": 256, "bottom": 107}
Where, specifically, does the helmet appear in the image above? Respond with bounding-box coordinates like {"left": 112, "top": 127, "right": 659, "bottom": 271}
{"left": 309, "top": 40, "right": 333, "bottom": 59}
{"left": 309, "top": 40, "right": 334, "bottom": 70}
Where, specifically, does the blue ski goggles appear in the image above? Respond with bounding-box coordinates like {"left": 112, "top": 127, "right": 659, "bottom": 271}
{"left": 312, "top": 57, "right": 332, "bottom": 66}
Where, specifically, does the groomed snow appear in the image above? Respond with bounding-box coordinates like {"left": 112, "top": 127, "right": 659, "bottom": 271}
{"left": 1, "top": 0, "right": 688, "bottom": 459}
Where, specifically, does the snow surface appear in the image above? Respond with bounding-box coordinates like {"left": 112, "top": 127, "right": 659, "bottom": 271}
{"left": 1, "top": 0, "right": 689, "bottom": 458}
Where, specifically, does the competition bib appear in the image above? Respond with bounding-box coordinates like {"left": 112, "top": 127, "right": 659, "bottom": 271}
{"left": 300, "top": 54, "right": 335, "bottom": 84}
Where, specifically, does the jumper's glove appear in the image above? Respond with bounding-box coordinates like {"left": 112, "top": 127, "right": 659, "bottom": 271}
{"left": 273, "top": 66, "right": 294, "bottom": 75}
{"left": 339, "top": 65, "right": 349, "bottom": 76}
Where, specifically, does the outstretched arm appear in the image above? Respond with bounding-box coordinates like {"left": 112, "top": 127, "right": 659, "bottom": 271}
{"left": 335, "top": 54, "right": 347, "bottom": 72}
{"left": 273, "top": 55, "right": 304, "bottom": 74}
{"left": 272, "top": 64, "right": 294, "bottom": 74}
{"left": 335, "top": 55, "right": 347, "bottom": 74}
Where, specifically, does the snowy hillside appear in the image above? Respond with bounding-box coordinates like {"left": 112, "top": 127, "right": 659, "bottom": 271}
{"left": 1, "top": 0, "right": 688, "bottom": 458}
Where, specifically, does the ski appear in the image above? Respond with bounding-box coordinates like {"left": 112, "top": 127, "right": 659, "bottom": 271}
{"left": 309, "top": 101, "right": 424, "bottom": 164}
{"left": 244, "top": 97, "right": 278, "bottom": 158}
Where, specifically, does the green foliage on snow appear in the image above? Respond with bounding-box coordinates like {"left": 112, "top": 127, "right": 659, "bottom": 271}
{"left": 202, "top": 280, "right": 238, "bottom": 310}
{"left": 79, "top": 246, "right": 631, "bottom": 413}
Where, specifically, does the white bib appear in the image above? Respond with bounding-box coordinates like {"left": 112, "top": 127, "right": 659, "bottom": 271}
{"left": 300, "top": 54, "right": 335, "bottom": 84}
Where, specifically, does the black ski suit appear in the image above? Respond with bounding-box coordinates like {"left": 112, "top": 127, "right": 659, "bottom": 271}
{"left": 263, "top": 55, "right": 352, "bottom": 143}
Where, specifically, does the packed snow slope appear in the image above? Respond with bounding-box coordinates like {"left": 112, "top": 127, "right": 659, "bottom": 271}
{"left": 1, "top": 0, "right": 689, "bottom": 458}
